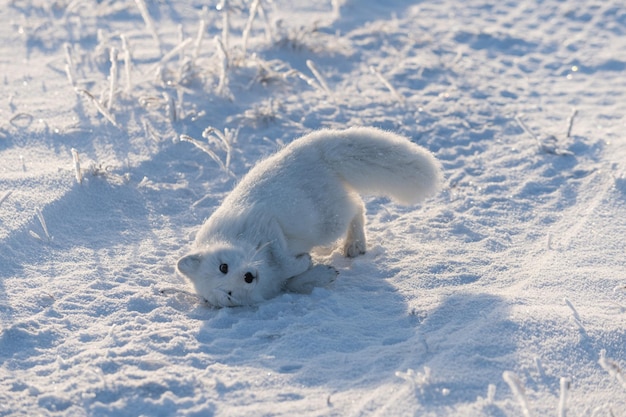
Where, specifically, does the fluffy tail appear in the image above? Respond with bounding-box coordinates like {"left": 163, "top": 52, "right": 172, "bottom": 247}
{"left": 301, "top": 127, "right": 443, "bottom": 205}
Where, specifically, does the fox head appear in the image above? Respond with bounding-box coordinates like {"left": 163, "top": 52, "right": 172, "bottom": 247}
{"left": 176, "top": 241, "right": 284, "bottom": 307}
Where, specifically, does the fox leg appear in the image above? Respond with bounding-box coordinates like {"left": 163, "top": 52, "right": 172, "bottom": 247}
{"left": 343, "top": 199, "right": 367, "bottom": 257}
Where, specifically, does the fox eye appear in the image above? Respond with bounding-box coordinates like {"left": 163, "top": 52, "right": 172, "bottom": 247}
{"left": 219, "top": 263, "right": 228, "bottom": 274}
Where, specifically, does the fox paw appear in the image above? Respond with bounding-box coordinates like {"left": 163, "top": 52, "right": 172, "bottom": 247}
{"left": 343, "top": 239, "right": 366, "bottom": 258}
{"left": 284, "top": 265, "right": 338, "bottom": 294}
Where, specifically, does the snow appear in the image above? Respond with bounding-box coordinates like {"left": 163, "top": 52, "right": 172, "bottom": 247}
{"left": 1, "top": 0, "right": 625, "bottom": 415}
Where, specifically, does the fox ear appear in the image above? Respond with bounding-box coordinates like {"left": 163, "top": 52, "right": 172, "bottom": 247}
{"left": 177, "top": 254, "right": 202, "bottom": 276}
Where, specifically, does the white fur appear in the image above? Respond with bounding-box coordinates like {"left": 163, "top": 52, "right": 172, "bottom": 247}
{"left": 177, "top": 127, "right": 443, "bottom": 307}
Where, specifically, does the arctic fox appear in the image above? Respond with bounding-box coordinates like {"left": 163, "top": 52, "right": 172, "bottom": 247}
{"left": 177, "top": 127, "right": 443, "bottom": 307}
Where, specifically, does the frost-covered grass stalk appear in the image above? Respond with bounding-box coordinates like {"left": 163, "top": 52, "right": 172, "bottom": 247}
{"left": 238, "top": 99, "right": 282, "bottom": 126}
{"left": 178, "top": 24, "right": 186, "bottom": 65}
{"left": 0, "top": 190, "right": 12, "bottom": 207}
{"left": 217, "top": 0, "right": 230, "bottom": 49}
{"left": 106, "top": 324, "right": 116, "bottom": 342}
{"left": 159, "top": 286, "right": 207, "bottom": 305}
{"left": 369, "top": 65, "right": 405, "bottom": 105}
{"left": 486, "top": 384, "right": 496, "bottom": 404}
{"left": 516, "top": 114, "right": 573, "bottom": 156}
{"left": 135, "top": 0, "right": 161, "bottom": 52}
{"left": 331, "top": 0, "right": 342, "bottom": 17}
{"left": 10, "top": 114, "right": 33, "bottom": 130}
{"left": 176, "top": 88, "right": 185, "bottom": 121}
{"left": 30, "top": 207, "right": 53, "bottom": 242}
{"left": 214, "top": 36, "right": 229, "bottom": 96}
{"left": 202, "top": 126, "right": 237, "bottom": 169}
{"left": 107, "top": 47, "right": 118, "bottom": 111}
{"left": 547, "top": 232, "right": 553, "bottom": 250}
{"left": 192, "top": 14, "right": 207, "bottom": 62}
{"left": 64, "top": 43, "right": 76, "bottom": 86}
{"left": 503, "top": 371, "right": 532, "bottom": 417}
{"left": 564, "top": 298, "right": 586, "bottom": 333}
{"left": 566, "top": 108, "right": 578, "bottom": 138}
{"left": 256, "top": 0, "right": 273, "bottom": 43}
{"left": 142, "top": 118, "right": 160, "bottom": 142}
{"left": 152, "top": 38, "right": 193, "bottom": 74}
{"left": 163, "top": 92, "right": 176, "bottom": 123}
{"left": 120, "top": 35, "right": 132, "bottom": 93}
{"left": 598, "top": 350, "right": 626, "bottom": 390}
{"left": 242, "top": 0, "right": 260, "bottom": 57}
{"left": 76, "top": 88, "right": 119, "bottom": 128}
{"left": 534, "top": 356, "right": 547, "bottom": 381}
{"left": 558, "top": 377, "right": 570, "bottom": 417}
{"left": 306, "top": 59, "right": 331, "bottom": 94}
{"left": 295, "top": 70, "right": 318, "bottom": 90}
{"left": 71, "top": 148, "right": 83, "bottom": 184}
{"left": 515, "top": 115, "right": 541, "bottom": 144}
{"left": 179, "top": 134, "right": 231, "bottom": 176}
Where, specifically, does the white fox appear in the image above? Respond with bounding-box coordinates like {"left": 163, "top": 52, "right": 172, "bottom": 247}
{"left": 177, "top": 127, "right": 443, "bottom": 307}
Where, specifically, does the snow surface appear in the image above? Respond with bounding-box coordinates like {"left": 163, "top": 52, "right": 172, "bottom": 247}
{"left": 1, "top": 0, "right": 626, "bottom": 415}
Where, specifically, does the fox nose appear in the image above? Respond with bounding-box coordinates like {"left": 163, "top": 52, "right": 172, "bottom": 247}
{"left": 244, "top": 272, "right": 255, "bottom": 284}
